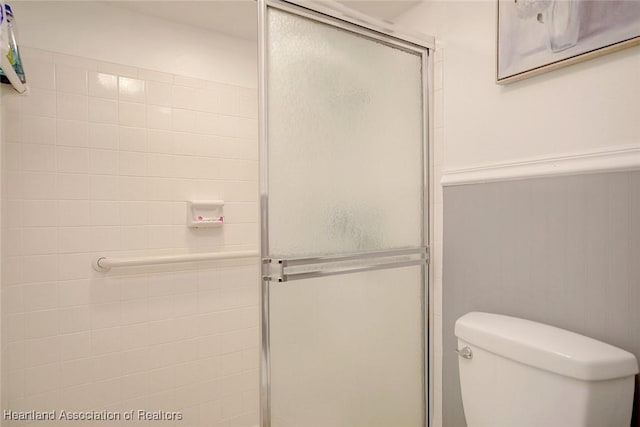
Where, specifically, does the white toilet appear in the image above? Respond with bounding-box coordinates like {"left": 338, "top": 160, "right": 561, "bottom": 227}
{"left": 455, "top": 312, "right": 639, "bottom": 427}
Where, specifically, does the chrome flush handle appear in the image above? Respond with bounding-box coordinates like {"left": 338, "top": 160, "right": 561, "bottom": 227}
{"left": 456, "top": 346, "right": 473, "bottom": 359}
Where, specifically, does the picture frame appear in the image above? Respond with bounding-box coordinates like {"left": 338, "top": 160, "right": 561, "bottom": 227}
{"left": 497, "top": 0, "right": 640, "bottom": 84}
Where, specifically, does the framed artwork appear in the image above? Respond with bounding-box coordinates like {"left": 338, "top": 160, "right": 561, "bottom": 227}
{"left": 497, "top": 0, "right": 640, "bottom": 84}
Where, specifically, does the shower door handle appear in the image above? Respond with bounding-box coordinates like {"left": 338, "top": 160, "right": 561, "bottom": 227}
{"left": 262, "top": 246, "right": 428, "bottom": 282}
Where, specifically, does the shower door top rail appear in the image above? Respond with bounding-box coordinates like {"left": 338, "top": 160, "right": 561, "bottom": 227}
{"left": 270, "top": 0, "right": 435, "bottom": 50}
{"left": 93, "top": 250, "right": 259, "bottom": 272}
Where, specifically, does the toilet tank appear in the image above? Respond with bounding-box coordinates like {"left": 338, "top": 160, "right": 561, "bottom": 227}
{"left": 455, "top": 312, "right": 639, "bottom": 427}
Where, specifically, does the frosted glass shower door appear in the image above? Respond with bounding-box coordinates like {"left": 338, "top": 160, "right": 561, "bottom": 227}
{"left": 261, "top": 3, "right": 428, "bottom": 427}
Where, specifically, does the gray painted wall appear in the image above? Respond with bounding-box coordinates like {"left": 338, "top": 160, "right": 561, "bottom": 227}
{"left": 442, "top": 171, "right": 640, "bottom": 426}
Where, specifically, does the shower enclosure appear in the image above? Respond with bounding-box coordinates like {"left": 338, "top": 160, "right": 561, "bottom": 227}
{"left": 257, "top": 2, "right": 432, "bottom": 426}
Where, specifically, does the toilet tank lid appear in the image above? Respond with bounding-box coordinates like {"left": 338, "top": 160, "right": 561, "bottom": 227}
{"left": 455, "top": 312, "right": 639, "bottom": 381}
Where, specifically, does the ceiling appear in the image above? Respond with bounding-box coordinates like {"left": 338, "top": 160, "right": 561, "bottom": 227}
{"left": 340, "top": 1, "right": 421, "bottom": 20}
{"left": 110, "top": 1, "right": 420, "bottom": 41}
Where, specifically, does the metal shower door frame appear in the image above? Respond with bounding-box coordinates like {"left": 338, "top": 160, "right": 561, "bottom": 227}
{"left": 257, "top": 1, "right": 434, "bottom": 426}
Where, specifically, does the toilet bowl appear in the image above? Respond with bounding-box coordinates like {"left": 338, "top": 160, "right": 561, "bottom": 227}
{"left": 455, "top": 312, "right": 639, "bottom": 427}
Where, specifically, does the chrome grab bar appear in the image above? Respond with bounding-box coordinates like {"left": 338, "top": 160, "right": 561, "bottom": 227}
{"left": 280, "top": 247, "right": 428, "bottom": 267}
{"left": 263, "top": 246, "right": 428, "bottom": 282}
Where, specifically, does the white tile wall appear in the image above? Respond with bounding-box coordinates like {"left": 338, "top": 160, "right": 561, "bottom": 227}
{"left": 2, "top": 47, "right": 259, "bottom": 427}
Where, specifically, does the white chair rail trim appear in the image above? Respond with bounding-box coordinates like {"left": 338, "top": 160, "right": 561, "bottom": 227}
{"left": 441, "top": 145, "right": 640, "bottom": 187}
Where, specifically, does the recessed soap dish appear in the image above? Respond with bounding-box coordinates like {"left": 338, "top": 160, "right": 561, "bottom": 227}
{"left": 187, "top": 200, "right": 224, "bottom": 228}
